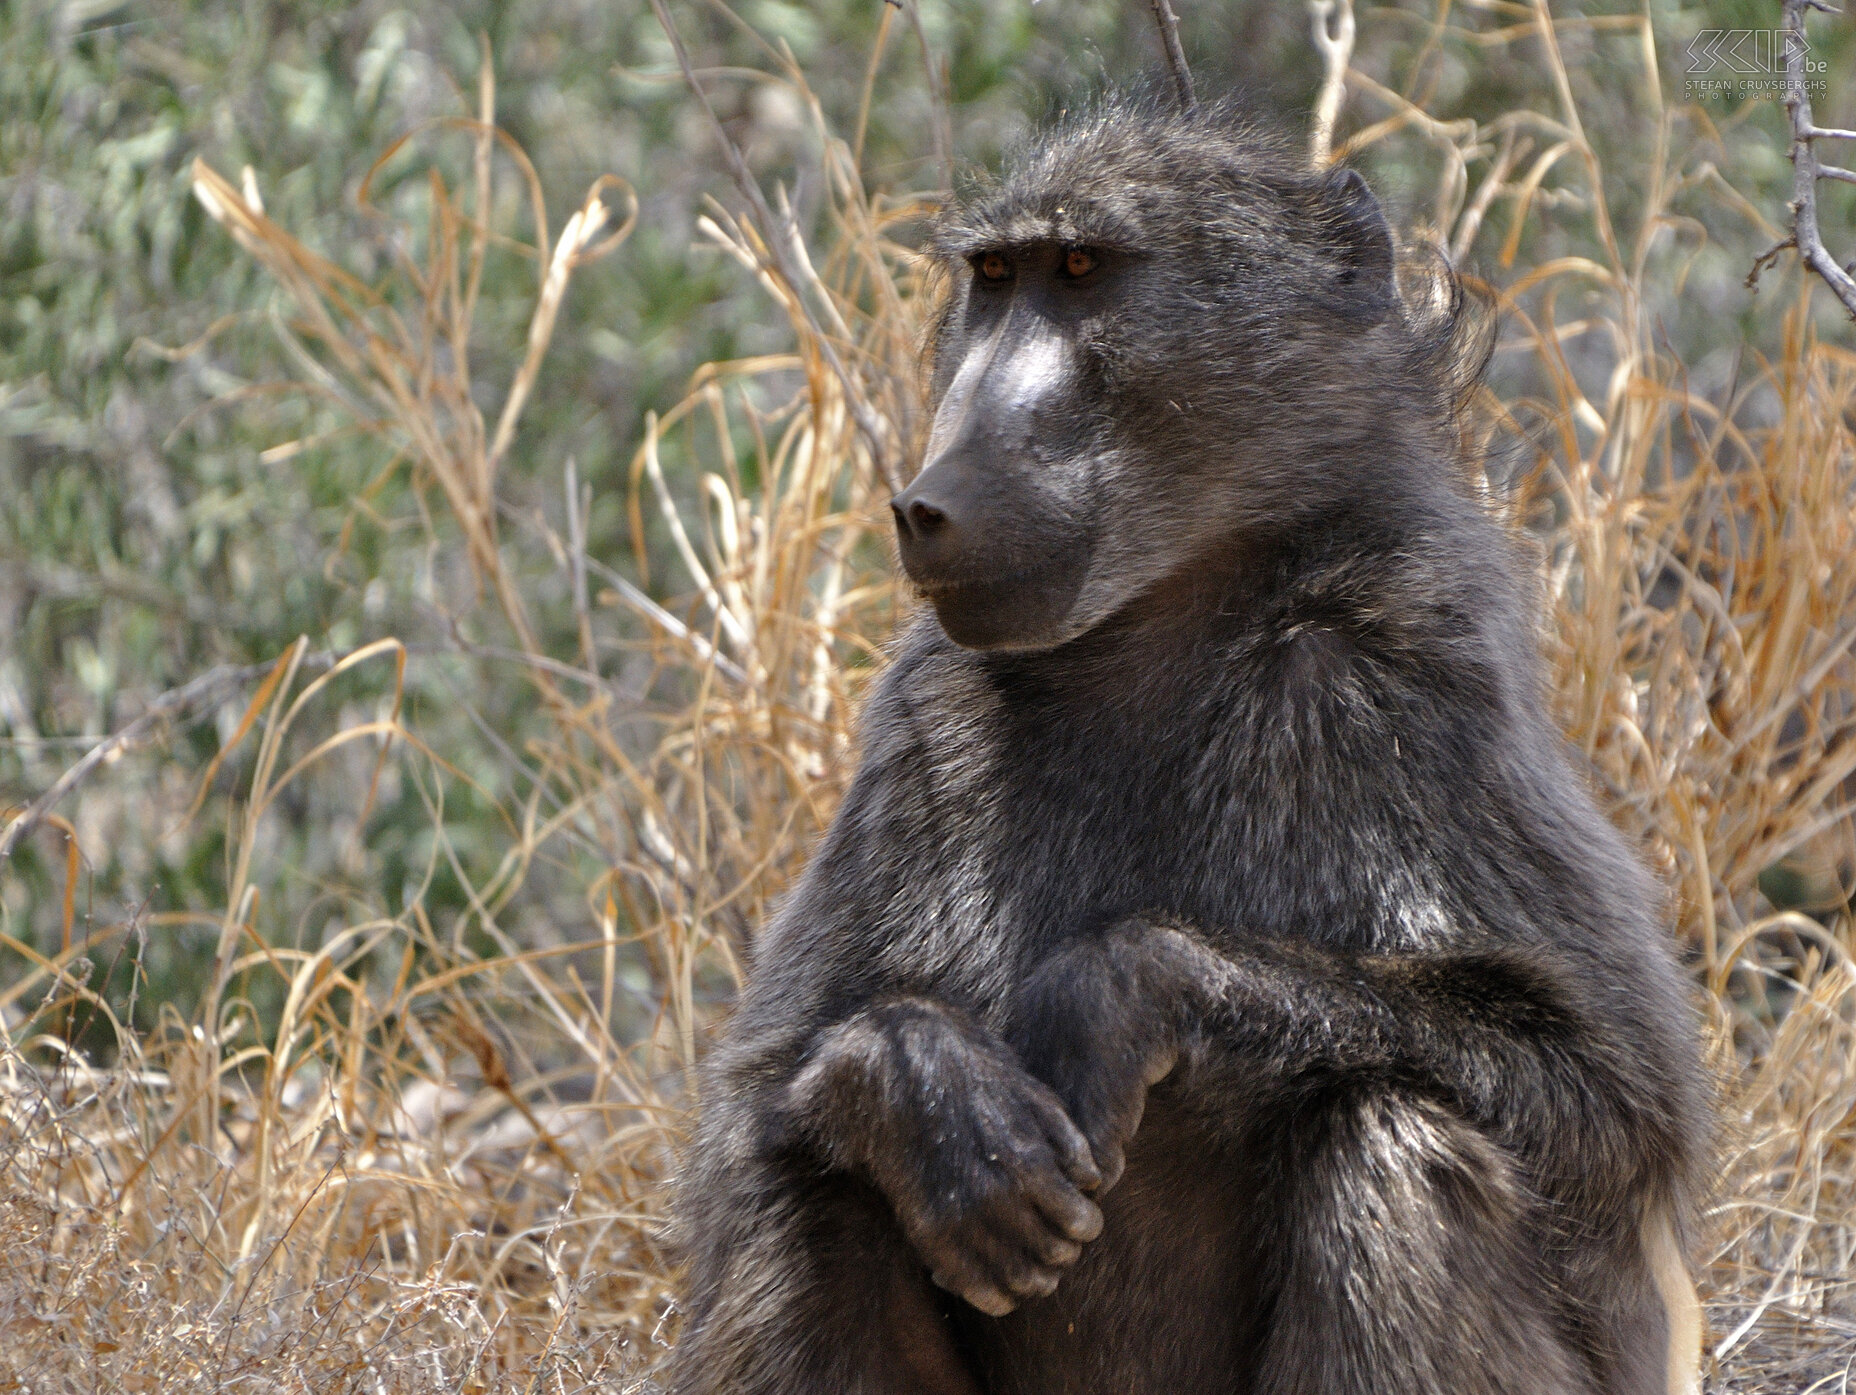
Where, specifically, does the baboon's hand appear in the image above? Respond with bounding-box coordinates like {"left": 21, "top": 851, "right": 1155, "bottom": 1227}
{"left": 1011, "top": 924, "right": 1197, "bottom": 1192}
{"left": 784, "top": 998, "right": 1104, "bottom": 1316}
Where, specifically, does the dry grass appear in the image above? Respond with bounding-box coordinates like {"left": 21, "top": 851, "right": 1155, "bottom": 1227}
{"left": 3, "top": 5, "right": 1855, "bottom": 1391}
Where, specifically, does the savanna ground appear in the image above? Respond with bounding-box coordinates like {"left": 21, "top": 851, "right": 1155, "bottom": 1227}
{"left": 3, "top": 0, "right": 1856, "bottom": 1389}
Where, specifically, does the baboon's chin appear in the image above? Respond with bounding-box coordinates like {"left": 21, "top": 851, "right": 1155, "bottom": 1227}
{"left": 933, "top": 603, "right": 1076, "bottom": 651}
{"left": 899, "top": 545, "right": 1091, "bottom": 650}
{"left": 916, "top": 573, "right": 1088, "bottom": 652}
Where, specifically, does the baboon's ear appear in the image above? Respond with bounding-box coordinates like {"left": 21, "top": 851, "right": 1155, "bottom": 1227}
{"left": 1322, "top": 168, "right": 1395, "bottom": 322}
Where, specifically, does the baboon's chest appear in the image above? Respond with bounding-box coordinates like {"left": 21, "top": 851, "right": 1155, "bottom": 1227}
{"left": 977, "top": 675, "right": 1458, "bottom": 953}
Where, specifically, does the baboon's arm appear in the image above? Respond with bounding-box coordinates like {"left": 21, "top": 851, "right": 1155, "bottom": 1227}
{"left": 682, "top": 693, "right": 1111, "bottom": 1317}
{"left": 1010, "top": 921, "right": 1686, "bottom": 1207}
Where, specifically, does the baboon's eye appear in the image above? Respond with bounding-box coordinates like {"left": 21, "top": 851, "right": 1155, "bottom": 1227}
{"left": 976, "top": 252, "right": 1012, "bottom": 283}
{"left": 1061, "top": 247, "right": 1099, "bottom": 279}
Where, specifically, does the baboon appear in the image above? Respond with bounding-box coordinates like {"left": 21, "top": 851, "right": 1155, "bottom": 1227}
{"left": 666, "top": 92, "right": 1707, "bottom": 1395}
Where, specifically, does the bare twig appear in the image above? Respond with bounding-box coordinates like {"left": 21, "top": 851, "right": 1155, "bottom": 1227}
{"left": 1308, "top": 0, "right": 1357, "bottom": 166}
{"left": 564, "top": 457, "right": 597, "bottom": 675}
{"left": 493, "top": 494, "right": 753, "bottom": 685}
{"left": 1453, "top": 129, "right": 1529, "bottom": 262}
{"left": 0, "top": 655, "right": 336, "bottom": 861}
{"left": 645, "top": 0, "right": 907, "bottom": 493}
{"left": 901, "top": 0, "right": 954, "bottom": 193}
{"left": 1746, "top": 234, "right": 1798, "bottom": 292}
{"left": 1759, "top": 0, "right": 1856, "bottom": 315}
{"left": 1149, "top": 0, "right": 1197, "bottom": 114}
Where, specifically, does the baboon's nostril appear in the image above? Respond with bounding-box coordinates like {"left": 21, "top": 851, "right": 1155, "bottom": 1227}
{"left": 891, "top": 493, "right": 950, "bottom": 540}
{"left": 908, "top": 499, "right": 948, "bottom": 535}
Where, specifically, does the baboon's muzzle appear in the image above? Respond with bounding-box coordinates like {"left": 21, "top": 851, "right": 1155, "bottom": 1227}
{"left": 892, "top": 294, "right": 1094, "bottom": 648}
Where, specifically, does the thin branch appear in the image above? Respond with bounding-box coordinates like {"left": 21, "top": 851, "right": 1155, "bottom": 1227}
{"left": 586, "top": 565, "right": 752, "bottom": 686}
{"left": 1149, "top": 0, "right": 1197, "bottom": 114}
{"left": 1453, "top": 129, "right": 1529, "bottom": 263}
{"left": 564, "top": 456, "right": 597, "bottom": 675}
{"left": 644, "top": 0, "right": 907, "bottom": 493}
{"left": 494, "top": 494, "right": 751, "bottom": 684}
{"left": 1308, "top": 0, "right": 1357, "bottom": 166}
{"left": 901, "top": 0, "right": 954, "bottom": 193}
{"left": 0, "top": 655, "right": 337, "bottom": 861}
{"left": 1746, "top": 234, "right": 1797, "bottom": 292}
{"left": 1773, "top": 0, "right": 1856, "bottom": 315}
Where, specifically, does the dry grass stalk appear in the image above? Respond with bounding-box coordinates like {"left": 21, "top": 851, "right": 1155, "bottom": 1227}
{"left": 4, "top": 6, "right": 1856, "bottom": 1389}
{"left": 4, "top": 27, "right": 925, "bottom": 1390}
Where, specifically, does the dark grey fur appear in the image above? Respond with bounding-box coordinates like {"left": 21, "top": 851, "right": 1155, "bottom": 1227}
{"left": 665, "top": 92, "right": 1707, "bottom": 1395}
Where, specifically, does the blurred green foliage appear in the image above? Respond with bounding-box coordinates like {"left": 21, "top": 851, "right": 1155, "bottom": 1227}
{"left": 0, "top": 0, "right": 1849, "bottom": 1040}
{"left": 0, "top": 0, "right": 1221, "bottom": 1034}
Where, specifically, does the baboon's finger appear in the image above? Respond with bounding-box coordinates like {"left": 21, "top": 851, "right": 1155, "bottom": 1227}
{"left": 1028, "top": 1092, "right": 1100, "bottom": 1192}
{"left": 1090, "top": 1141, "right": 1126, "bottom": 1194}
{"left": 928, "top": 1258, "right": 1017, "bottom": 1317}
{"left": 1026, "top": 1173, "right": 1103, "bottom": 1243}
{"left": 993, "top": 1197, "right": 1084, "bottom": 1269}
{"left": 964, "top": 1223, "right": 1065, "bottom": 1302}
{"left": 1001, "top": 1262, "right": 1062, "bottom": 1301}
{"left": 1142, "top": 1043, "right": 1181, "bottom": 1086}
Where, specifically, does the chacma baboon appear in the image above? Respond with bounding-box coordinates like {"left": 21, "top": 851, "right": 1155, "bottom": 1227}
{"left": 666, "top": 92, "right": 1707, "bottom": 1395}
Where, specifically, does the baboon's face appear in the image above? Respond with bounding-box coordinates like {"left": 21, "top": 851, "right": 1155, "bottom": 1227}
{"left": 893, "top": 241, "right": 1118, "bottom": 650}
{"left": 900, "top": 108, "right": 1401, "bottom": 652}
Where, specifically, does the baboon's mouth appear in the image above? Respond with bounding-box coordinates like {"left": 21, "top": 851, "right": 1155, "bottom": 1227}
{"left": 904, "top": 550, "right": 1078, "bottom": 600}
{"left": 911, "top": 565, "right": 1041, "bottom": 599}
